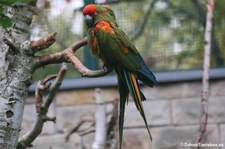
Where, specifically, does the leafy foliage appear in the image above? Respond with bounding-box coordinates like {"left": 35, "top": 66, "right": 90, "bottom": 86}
{"left": 0, "top": 0, "right": 32, "bottom": 28}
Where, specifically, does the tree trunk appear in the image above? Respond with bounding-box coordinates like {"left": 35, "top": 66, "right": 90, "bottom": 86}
{"left": 0, "top": 5, "right": 35, "bottom": 148}
{"left": 92, "top": 89, "right": 106, "bottom": 149}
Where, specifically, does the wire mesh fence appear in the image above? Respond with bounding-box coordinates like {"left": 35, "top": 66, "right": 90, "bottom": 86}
{"left": 32, "top": 0, "right": 225, "bottom": 80}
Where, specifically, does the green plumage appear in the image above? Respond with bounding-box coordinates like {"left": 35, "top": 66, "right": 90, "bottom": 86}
{"left": 83, "top": 4, "right": 158, "bottom": 149}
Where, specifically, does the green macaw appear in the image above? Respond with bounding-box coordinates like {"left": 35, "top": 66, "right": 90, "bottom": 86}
{"left": 83, "top": 4, "right": 157, "bottom": 149}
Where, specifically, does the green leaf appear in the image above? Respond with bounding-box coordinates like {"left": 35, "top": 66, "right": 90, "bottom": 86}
{"left": 0, "top": 0, "right": 16, "bottom": 5}
{"left": 0, "top": 0, "right": 32, "bottom": 5}
{"left": 0, "top": 5, "right": 3, "bottom": 12}
{"left": 0, "top": 14, "right": 13, "bottom": 28}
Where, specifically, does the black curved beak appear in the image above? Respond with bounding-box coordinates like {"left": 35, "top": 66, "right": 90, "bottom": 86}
{"left": 84, "top": 14, "right": 94, "bottom": 27}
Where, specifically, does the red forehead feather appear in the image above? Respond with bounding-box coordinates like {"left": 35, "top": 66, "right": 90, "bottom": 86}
{"left": 83, "top": 4, "right": 96, "bottom": 16}
{"left": 103, "top": 5, "right": 111, "bottom": 10}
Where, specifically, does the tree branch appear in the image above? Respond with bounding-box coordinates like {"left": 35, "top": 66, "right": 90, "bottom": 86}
{"left": 17, "top": 63, "right": 68, "bottom": 149}
{"left": 34, "top": 37, "right": 113, "bottom": 77}
{"left": 196, "top": 0, "right": 214, "bottom": 147}
{"left": 29, "top": 32, "right": 57, "bottom": 53}
{"left": 65, "top": 117, "right": 94, "bottom": 142}
{"left": 80, "top": 128, "right": 96, "bottom": 136}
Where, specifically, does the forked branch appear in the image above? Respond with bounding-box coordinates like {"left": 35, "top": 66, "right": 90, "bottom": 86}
{"left": 17, "top": 63, "right": 68, "bottom": 149}
{"left": 32, "top": 35, "right": 112, "bottom": 77}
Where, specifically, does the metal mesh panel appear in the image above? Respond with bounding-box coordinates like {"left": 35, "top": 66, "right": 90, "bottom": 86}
{"left": 32, "top": 0, "right": 225, "bottom": 79}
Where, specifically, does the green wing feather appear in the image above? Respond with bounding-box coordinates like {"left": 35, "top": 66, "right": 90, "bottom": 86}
{"left": 93, "top": 10, "right": 157, "bottom": 148}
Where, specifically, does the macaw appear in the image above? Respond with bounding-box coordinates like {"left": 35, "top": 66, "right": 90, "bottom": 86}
{"left": 83, "top": 4, "right": 157, "bottom": 148}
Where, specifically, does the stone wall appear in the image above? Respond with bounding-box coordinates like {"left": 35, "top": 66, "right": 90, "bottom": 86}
{"left": 21, "top": 79, "right": 225, "bottom": 149}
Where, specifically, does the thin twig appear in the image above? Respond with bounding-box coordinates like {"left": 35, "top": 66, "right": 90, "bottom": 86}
{"left": 196, "top": 0, "right": 214, "bottom": 146}
{"left": 17, "top": 63, "right": 68, "bottom": 149}
{"left": 65, "top": 117, "right": 94, "bottom": 142}
{"left": 80, "top": 128, "right": 96, "bottom": 136}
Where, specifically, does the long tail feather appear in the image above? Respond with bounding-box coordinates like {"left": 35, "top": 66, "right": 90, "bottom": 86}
{"left": 124, "top": 70, "right": 153, "bottom": 141}
{"left": 117, "top": 74, "right": 129, "bottom": 149}
{"left": 118, "top": 89, "right": 127, "bottom": 149}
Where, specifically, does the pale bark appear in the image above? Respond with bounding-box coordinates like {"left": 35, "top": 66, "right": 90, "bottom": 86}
{"left": 196, "top": 0, "right": 214, "bottom": 146}
{"left": 0, "top": 5, "right": 36, "bottom": 148}
{"left": 92, "top": 89, "right": 106, "bottom": 149}
{"left": 18, "top": 63, "right": 67, "bottom": 148}
{"left": 0, "top": 2, "right": 111, "bottom": 149}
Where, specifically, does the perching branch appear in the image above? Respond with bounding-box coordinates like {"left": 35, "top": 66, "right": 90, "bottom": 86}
{"left": 31, "top": 35, "right": 112, "bottom": 77}
{"left": 17, "top": 63, "right": 68, "bottom": 149}
{"left": 196, "top": 0, "right": 214, "bottom": 146}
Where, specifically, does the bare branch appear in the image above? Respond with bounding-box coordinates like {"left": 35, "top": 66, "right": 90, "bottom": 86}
{"left": 35, "top": 74, "right": 57, "bottom": 113}
{"left": 65, "top": 116, "right": 94, "bottom": 141}
{"left": 36, "top": 51, "right": 67, "bottom": 67}
{"left": 34, "top": 37, "right": 113, "bottom": 77}
{"left": 42, "top": 116, "right": 56, "bottom": 123}
{"left": 79, "top": 128, "right": 96, "bottom": 136}
{"left": 196, "top": 0, "right": 214, "bottom": 146}
{"left": 44, "top": 63, "right": 67, "bottom": 108}
{"left": 29, "top": 32, "right": 57, "bottom": 53}
{"left": 40, "top": 9, "right": 67, "bottom": 49}
{"left": 34, "top": 37, "right": 87, "bottom": 68}
{"left": 17, "top": 63, "right": 68, "bottom": 149}
{"left": 65, "top": 117, "right": 95, "bottom": 142}
{"left": 65, "top": 51, "right": 113, "bottom": 77}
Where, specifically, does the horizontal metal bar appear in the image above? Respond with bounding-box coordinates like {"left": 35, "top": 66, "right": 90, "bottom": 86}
{"left": 29, "top": 68, "right": 225, "bottom": 92}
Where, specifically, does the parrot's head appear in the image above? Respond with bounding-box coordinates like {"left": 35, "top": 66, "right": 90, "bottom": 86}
{"left": 83, "top": 4, "right": 113, "bottom": 28}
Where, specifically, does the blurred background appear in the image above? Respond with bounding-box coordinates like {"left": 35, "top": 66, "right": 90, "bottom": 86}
{"left": 22, "top": 0, "right": 225, "bottom": 149}
{"left": 31, "top": 0, "right": 225, "bottom": 80}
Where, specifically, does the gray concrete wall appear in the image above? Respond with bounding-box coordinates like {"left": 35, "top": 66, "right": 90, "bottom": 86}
{"left": 21, "top": 79, "right": 225, "bottom": 149}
